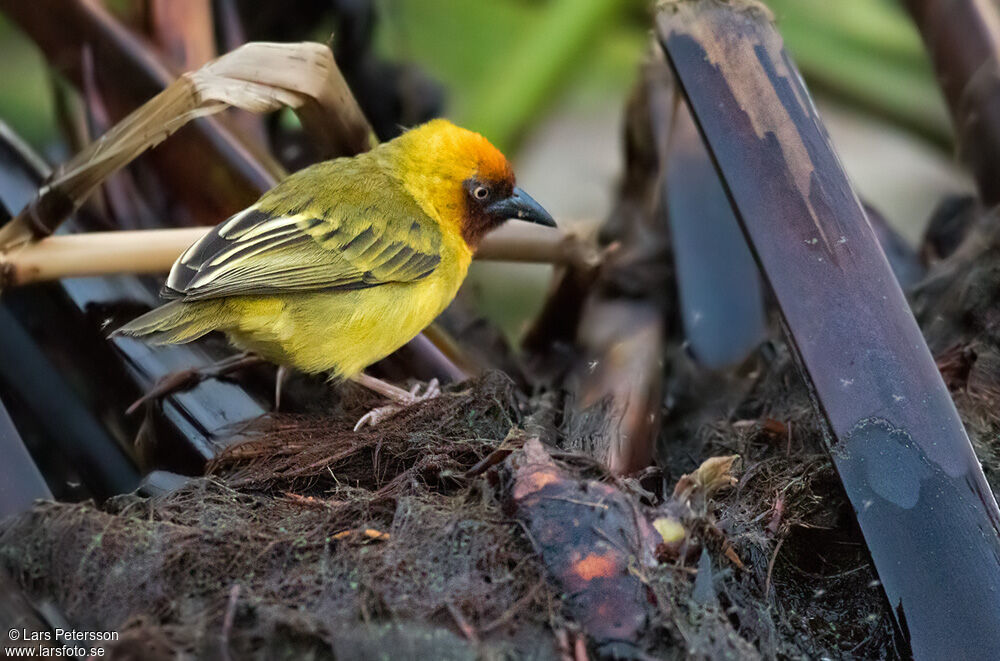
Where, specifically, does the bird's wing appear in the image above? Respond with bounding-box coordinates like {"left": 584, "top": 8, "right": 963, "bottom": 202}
{"left": 162, "top": 167, "right": 443, "bottom": 301}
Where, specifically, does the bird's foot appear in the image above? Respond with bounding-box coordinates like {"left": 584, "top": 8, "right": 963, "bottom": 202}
{"left": 353, "top": 378, "right": 440, "bottom": 431}
{"left": 408, "top": 378, "right": 441, "bottom": 400}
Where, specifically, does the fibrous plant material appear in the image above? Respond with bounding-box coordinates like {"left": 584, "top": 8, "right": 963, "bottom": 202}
{"left": 1, "top": 374, "right": 567, "bottom": 660}
{"left": 207, "top": 372, "right": 522, "bottom": 492}
{"left": 656, "top": 0, "right": 1000, "bottom": 658}
{"left": 903, "top": 0, "right": 1000, "bottom": 205}
{"left": 0, "top": 368, "right": 758, "bottom": 659}
{"left": 0, "top": 338, "right": 906, "bottom": 658}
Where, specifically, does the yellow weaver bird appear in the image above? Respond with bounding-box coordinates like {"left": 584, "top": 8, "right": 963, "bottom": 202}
{"left": 116, "top": 119, "right": 555, "bottom": 427}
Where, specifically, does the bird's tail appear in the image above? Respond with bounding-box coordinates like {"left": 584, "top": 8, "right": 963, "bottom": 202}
{"left": 113, "top": 300, "right": 221, "bottom": 345}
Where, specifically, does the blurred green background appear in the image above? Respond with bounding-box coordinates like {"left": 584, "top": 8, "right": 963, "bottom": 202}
{"left": 0, "top": 0, "right": 972, "bottom": 339}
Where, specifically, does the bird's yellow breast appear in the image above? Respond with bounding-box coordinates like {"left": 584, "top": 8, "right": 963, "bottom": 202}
{"left": 220, "top": 236, "right": 472, "bottom": 378}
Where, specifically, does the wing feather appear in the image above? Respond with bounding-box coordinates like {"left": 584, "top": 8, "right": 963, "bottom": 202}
{"left": 163, "top": 165, "right": 443, "bottom": 301}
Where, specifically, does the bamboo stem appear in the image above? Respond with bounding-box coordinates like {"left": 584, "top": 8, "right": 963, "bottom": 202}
{"left": 0, "top": 224, "right": 590, "bottom": 291}
{"left": 475, "top": 222, "right": 598, "bottom": 265}
{"left": 2, "top": 228, "right": 205, "bottom": 286}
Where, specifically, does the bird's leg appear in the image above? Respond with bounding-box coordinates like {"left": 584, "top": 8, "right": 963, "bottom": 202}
{"left": 274, "top": 365, "right": 289, "bottom": 411}
{"left": 352, "top": 372, "right": 418, "bottom": 402}
{"left": 351, "top": 373, "right": 441, "bottom": 430}
{"left": 127, "top": 352, "right": 264, "bottom": 414}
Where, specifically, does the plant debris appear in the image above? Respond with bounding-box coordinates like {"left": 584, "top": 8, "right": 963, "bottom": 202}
{"left": 7, "top": 210, "right": 1000, "bottom": 657}
{"left": 503, "top": 438, "right": 661, "bottom": 657}
{"left": 4, "top": 3, "right": 1000, "bottom": 658}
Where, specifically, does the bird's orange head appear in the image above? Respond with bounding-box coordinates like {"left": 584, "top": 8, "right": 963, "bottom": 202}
{"left": 384, "top": 119, "right": 555, "bottom": 247}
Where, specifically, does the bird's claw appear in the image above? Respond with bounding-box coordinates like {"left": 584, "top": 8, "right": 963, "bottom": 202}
{"left": 353, "top": 378, "right": 441, "bottom": 431}
{"left": 353, "top": 404, "right": 403, "bottom": 430}
{"left": 409, "top": 378, "right": 440, "bottom": 400}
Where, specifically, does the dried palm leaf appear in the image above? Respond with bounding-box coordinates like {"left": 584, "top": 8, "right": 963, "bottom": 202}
{"left": 0, "top": 41, "right": 373, "bottom": 251}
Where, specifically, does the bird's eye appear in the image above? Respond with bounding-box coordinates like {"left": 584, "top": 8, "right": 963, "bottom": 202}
{"left": 474, "top": 186, "right": 490, "bottom": 200}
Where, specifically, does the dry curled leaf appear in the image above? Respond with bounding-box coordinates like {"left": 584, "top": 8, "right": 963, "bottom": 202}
{"left": 0, "top": 41, "right": 373, "bottom": 250}
{"left": 652, "top": 516, "right": 685, "bottom": 544}
{"left": 672, "top": 454, "right": 740, "bottom": 505}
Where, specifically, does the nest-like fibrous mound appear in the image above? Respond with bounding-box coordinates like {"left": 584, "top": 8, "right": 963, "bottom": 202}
{"left": 1, "top": 373, "right": 567, "bottom": 659}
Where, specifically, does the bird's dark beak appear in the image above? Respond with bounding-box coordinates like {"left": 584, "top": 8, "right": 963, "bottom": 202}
{"left": 487, "top": 187, "right": 556, "bottom": 227}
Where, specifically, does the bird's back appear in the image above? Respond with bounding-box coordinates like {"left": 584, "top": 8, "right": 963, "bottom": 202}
{"left": 117, "top": 147, "right": 472, "bottom": 376}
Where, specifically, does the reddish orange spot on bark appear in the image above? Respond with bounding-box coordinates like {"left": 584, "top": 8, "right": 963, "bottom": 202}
{"left": 573, "top": 552, "right": 616, "bottom": 581}
{"left": 513, "top": 468, "right": 560, "bottom": 500}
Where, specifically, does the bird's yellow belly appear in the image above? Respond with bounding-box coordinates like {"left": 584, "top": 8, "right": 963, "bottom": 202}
{"left": 221, "top": 268, "right": 463, "bottom": 378}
